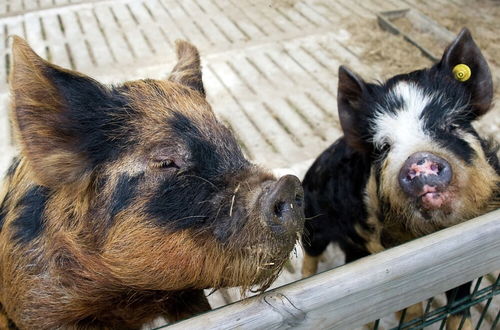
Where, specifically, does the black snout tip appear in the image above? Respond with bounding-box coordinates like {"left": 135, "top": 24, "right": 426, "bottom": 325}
{"left": 398, "top": 152, "right": 452, "bottom": 197}
{"left": 263, "top": 175, "right": 304, "bottom": 233}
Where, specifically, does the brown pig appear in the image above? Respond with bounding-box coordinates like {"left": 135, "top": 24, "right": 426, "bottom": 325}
{"left": 0, "top": 37, "right": 304, "bottom": 329}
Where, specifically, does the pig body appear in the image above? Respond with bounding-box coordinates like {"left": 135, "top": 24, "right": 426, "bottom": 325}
{"left": 301, "top": 28, "right": 499, "bottom": 329}
{"left": 0, "top": 38, "right": 304, "bottom": 329}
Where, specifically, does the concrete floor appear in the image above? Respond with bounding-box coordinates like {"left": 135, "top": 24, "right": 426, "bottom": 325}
{"left": 0, "top": 0, "right": 498, "bottom": 328}
{"left": 1, "top": 0, "right": 499, "bottom": 171}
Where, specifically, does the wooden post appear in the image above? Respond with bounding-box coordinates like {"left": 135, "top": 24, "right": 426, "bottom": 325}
{"left": 167, "top": 209, "right": 500, "bottom": 330}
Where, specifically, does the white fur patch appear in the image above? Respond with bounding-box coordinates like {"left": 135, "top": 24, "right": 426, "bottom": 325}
{"left": 372, "top": 82, "right": 434, "bottom": 164}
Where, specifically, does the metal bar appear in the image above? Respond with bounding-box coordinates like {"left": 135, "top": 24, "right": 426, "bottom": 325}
{"left": 476, "top": 297, "right": 493, "bottom": 330}
{"left": 491, "top": 308, "right": 499, "bottom": 330}
{"left": 471, "top": 277, "right": 483, "bottom": 298}
{"left": 457, "top": 313, "right": 467, "bottom": 330}
{"left": 397, "top": 308, "right": 407, "bottom": 329}
{"left": 476, "top": 275, "right": 499, "bottom": 330}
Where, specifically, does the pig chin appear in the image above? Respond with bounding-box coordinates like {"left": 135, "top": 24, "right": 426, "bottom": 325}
{"left": 221, "top": 240, "right": 297, "bottom": 292}
{"left": 418, "top": 185, "right": 452, "bottom": 212}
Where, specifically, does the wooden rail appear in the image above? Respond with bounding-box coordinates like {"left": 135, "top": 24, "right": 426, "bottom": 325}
{"left": 166, "top": 209, "right": 500, "bottom": 329}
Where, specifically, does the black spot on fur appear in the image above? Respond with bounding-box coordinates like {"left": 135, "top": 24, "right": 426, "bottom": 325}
{"left": 479, "top": 137, "right": 500, "bottom": 174}
{"left": 0, "top": 196, "right": 6, "bottom": 232}
{"left": 0, "top": 190, "right": 11, "bottom": 233}
{"left": 168, "top": 112, "right": 249, "bottom": 178}
{"left": 6, "top": 157, "right": 20, "bottom": 177}
{"left": 109, "top": 174, "right": 143, "bottom": 223}
{"left": 302, "top": 138, "right": 371, "bottom": 258}
{"left": 12, "top": 186, "right": 50, "bottom": 243}
{"left": 146, "top": 112, "right": 250, "bottom": 235}
{"left": 371, "top": 148, "right": 393, "bottom": 225}
{"left": 146, "top": 176, "right": 218, "bottom": 231}
{"left": 433, "top": 130, "right": 475, "bottom": 164}
{"left": 45, "top": 66, "right": 134, "bottom": 168}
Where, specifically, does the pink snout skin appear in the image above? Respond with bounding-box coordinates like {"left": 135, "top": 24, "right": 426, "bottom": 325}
{"left": 420, "top": 185, "right": 450, "bottom": 210}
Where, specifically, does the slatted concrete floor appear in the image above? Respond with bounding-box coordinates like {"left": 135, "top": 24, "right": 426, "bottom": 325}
{"left": 1, "top": 0, "right": 500, "bottom": 170}
{"left": 0, "top": 0, "right": 498, "bottom": 328}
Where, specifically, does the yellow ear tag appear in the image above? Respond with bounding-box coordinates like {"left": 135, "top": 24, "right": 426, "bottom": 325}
{"left": 452, "top": 64, "right": 471, "bottom": 82}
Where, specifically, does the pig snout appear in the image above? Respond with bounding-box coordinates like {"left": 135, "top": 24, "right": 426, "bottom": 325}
{"left": 398, "top": 152, "right": 452, "bottom": 209}
{"left": 261, "top": 175, "right": 304, "bottom": 234}
{"left": 399, "top": 152, "right": 453, "bottom": 195}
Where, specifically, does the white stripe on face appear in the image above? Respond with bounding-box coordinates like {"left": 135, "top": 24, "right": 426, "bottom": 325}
{"left": 372, "top": 81, "right": 434, "bottom": 164}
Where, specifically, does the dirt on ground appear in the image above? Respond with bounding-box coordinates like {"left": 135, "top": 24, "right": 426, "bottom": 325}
{"left": 419, "top": 0, "right": 500, "bottom": 68}
{"left": 267, "top": 0, "right": 301, "bottom": 8}
{"left": 416, "top": 0, "right": 500, "bottom": 141}
{"left": 344, "top": 19, "right": 433, "bottom": 78}
{"left": 338, "top": 3, "right": 500, "bottom": 142}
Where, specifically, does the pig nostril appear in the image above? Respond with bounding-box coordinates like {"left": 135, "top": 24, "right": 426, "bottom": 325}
{"left": 407, "top": 170, "right": 416, "bottom": 181}
{"left": 399, "top": 152, "right": 453, "bottom": 197}
{"left": 274, "top": 201, "right": 286, "bottom": 219}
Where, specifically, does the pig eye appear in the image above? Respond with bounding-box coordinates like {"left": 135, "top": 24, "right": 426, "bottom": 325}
{"left": 379, "top": 142, "right": 391, "bottom": 153}
{"left": 151, "top": 158, "right": 181, "bottom": 170}
{"left": 447, "top": 123, "right": 460, "bottom": 132}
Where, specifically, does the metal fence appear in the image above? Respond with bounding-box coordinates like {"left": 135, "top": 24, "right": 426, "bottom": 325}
{"left": 380, "top": 274, "right": 499, "bottom": 330}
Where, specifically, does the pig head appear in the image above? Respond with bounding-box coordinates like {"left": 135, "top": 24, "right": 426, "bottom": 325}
{"left": 0, "top": 37, "right": 304, "bottom": 329}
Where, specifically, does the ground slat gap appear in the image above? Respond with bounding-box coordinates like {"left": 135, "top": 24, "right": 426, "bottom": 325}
{"left": 207, "top": 64, "right": 278, "bottom": 153}
{"left": 92, "top": 8, "right": 117, "bottom": 62}
{"left": 65, "top": 43, "right": 75, "bottom": 69}
{"left": 226, "top": 60, "right": 257, "bottom": 95}
{"left": 227, "top": 0, "right": 268, "bottom": 37}
{"left": 247, "top": 0, "right": 286, "bottom": 33}
{"left": 262, "top": 102, "right": 304, "bottom": 148}
{"left": 282, "top": 49, "right": 334, "bottom": 96}
{"left": 83, "top": 39, "right": 97, "bottom": 66}
{"left": 156, "top": 0, "right": 189, "bottom": 40}
{"left": 210, "top": 0, "right": 250, "bottom": 41}
{"left": 245, "top": 56, "right": 274, "bottom": 87}
{"left": 109, "top": 6, "right": 136, "bottom": 59}
{"left": 285, "top": 97, "right": 328, "bottom": 141}
{"left": 221, "top": 118, "right": 253, "bottom": 159}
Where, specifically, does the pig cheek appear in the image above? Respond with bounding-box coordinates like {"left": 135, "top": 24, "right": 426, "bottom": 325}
{"left": 456, "top": 161, "right": 498, "bottom": 219}
{"left": 436, "top": 141, "right": 494, "bottom": 222}
{"left": 458, "top": 136, "right": 500, "bottom": 215}
{"left": 103, "top": 220, "right": 231, "bottom": 290}
{"left": 379, "top": 156, "right": 409, "bottom": 211}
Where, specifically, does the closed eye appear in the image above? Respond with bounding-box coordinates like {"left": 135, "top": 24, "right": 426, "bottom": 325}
{"left": 151, "top": 159, "right": 180, "bottom": 170}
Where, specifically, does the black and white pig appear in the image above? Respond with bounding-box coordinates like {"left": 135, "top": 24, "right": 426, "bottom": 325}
{"left": 301, "top": 28, "right": 499, "bottom": 329}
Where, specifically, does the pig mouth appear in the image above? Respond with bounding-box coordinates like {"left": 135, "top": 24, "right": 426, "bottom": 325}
{"left": 418, "top": 185, "right": 450, "bottom": 211}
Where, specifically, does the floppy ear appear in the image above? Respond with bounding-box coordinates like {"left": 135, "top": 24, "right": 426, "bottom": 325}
{"left": 337, "top": 66, "right": 370, "bottom": 153}
{"left": 10, "top": 36, "right": 109, "bottom": 188}
{"left": 168, "top": 40, "right": 205, "bottom": 96}
{"left": 439, "top": 27, "right": 493, "bottom": 117}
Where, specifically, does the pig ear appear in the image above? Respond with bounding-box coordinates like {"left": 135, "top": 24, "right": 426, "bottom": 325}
{"left": 337, "top": 66, "right": 370, "bottom": 153}
{"left": 10, "top": 36, "right": 108, "bottom": 187}
{"left": 168, "top": 40, "right": 205, "bottom": 97}
{"left": 439, "top": 28, "right": 493, "bottom": 117}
